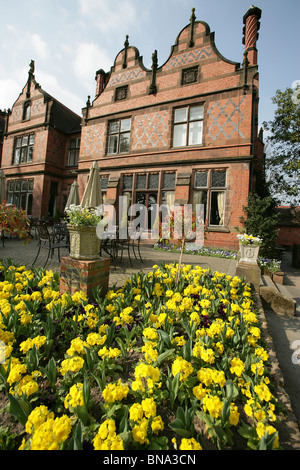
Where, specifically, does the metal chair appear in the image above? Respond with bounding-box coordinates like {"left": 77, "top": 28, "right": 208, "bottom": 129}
{"left": 117, "top": 228, "right": 144, "bottom": 266}
{"left": 32, "top": 223, "right": 70, "bottom": 268}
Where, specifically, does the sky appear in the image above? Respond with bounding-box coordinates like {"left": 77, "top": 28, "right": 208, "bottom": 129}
{"left": 0, "top": 0, "right": 299, "bottom": 129}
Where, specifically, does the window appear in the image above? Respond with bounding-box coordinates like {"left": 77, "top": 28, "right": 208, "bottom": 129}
{"left": 22, "top": 103, "right": 31, "bottom": 121}
{"left": 182, "top": 67, "right": 198, "bottom": 85}
{"left": 7, "top": 179, "right": 34, "bottom": 215}
{"left": 162, "top": 172, "right": 176, "bottom": 210}
{"left": 193, "top": 169, "right": 226, "bottom": 226}
{"left": 108, "top": 118, "right": 131, "bottom": 154}
{"left": 173, "top": 105, "right": 203, "bottom": 147}
{"left": 68, "top": 138, "right": 80, "bottom": 166}
{"left": 100, "top": 176, "right": 109, "bottom": 203}
{"left": 115, "top": 85, "right": 128, "bottom": 101}
{"left": 13, "top": 134, "right": 35, "bottom": 164}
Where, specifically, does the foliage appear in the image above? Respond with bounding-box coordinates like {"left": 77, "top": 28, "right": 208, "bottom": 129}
{"left": 239, "top": 193, "right": 279, "bottom": 259}
{"left": 64, "top": 204, "right": 102, "bottom": 227}
{"left": 263, "top": 86, "right": 300, "bottom": 205}
{"left": 0, "top": 260, "right": 283, "bottom": 451}
{"left": 0, "top": 426, "right": 19, "bottom": 450}
{"left": 0, "top": 201, "right": 30, "bottom": 242}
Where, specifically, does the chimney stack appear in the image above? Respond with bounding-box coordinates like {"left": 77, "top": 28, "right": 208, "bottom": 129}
{"left": 242, "top": 6, "right": 262, "bottom": 66}
{"left": 95, "top": 69, "right": 107, "bottom": 97}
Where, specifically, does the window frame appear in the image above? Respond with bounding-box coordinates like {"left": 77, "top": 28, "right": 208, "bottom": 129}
{"left": 107, "top": 117, "right": 131, "bottom": 155}
{"left": 13, "top": 133, "right": 35, "bottom": 165}
{"left": 173, "top": 104, "right": 204, "bottom": 148}
{"left": 68, "top": 137, "right": 81, "bottom": 167}
{"left": 193, "top": 169, "right": 227, "bottom": 227}
{"left": 7, "top": 178, "right": 34, "bottom": 215}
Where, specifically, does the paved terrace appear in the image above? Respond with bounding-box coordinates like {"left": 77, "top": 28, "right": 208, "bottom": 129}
{"left": 0, "top": 236, "right": 298, "bottom": 294}
{"left": 0, "top": 236, "right": 238, "bottom": 287}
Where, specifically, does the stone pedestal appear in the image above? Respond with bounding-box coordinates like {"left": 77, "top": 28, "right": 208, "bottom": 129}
{"left": 59, "top": 256, "right": 110, "bottom": 301}
{"left": 236, "top": 261, "right": 261, "bottom": 292}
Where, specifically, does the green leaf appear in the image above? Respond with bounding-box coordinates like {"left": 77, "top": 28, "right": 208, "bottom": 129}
{"left": 8, "top": 394, "right": 32, "bottom": 426}
{"left": 155, "top": 348, "right": 175, "bottom": 367}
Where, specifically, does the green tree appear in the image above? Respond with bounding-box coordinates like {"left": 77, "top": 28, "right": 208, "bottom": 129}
{"left": 240, "top": 193, "right": 279, "bottom": 259}
{"left": 263, "top": 86, "right": 300, "bottom": 205}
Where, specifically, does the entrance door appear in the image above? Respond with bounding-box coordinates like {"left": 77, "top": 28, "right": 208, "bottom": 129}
{"left": 136, "top": 192, "right": 158, "bottom": 231}
{"left": 48, "top": 182, "right": 58, "bottom": 218}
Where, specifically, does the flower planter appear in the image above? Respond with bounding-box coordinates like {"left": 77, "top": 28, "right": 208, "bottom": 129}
{"left": 239, "top": 242, "right": 260, "bottom": 264}
{"left": 272, "top": 271, "right": 284, "bottom": 285}
{"left": 67, "top": 224, "right": 100, "bottom": 260}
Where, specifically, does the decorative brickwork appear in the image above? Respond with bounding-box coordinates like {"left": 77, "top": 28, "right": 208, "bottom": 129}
{"left": 208, "top": 96, "right": 246, "bottom": 141}
{"left": 133, "top": 111, "right": 168, "bottom": 150}
{"left": 59, "top": 256, "right": 110, "bottom": 301}
{"left": 164, "top": 46, "right": 213, "bottom": 70}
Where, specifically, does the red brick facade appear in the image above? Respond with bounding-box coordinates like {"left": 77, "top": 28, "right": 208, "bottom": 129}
{"left": 1, "top": 7, "right": 264, "bottom": 250}
{"left": 1, "top": 64, "right": 81, "bottom": 219}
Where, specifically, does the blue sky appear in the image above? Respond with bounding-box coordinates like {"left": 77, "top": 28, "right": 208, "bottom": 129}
{"left": 0, "top": 0, "right": 299, "bottom": 128}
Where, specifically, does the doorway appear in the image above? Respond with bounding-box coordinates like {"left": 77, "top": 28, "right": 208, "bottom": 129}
{"left": 136, "top": 192, "right": 158, "bottom": 231}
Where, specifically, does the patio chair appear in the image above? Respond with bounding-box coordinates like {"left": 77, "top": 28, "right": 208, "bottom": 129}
{"left": 32, "top": 223, "right": 70, "bottom": 268}
{"left": 117, "top": 228, "right": 144, "bottom": 266}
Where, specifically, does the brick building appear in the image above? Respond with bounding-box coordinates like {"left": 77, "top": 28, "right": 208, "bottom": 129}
{"left": 1, "top": 60, "right": 81, "bottom": 218}
{"left": 1, "top": 6, "right": 264, "bottom": 250}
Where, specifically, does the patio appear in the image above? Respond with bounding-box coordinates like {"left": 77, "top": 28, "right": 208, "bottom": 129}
{"left": 0, "top": 235, "right": 237, "bottom": 289}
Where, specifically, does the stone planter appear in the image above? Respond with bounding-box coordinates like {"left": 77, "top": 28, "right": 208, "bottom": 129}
{"left": 272, "top": 271, "right": 284, "bottom": 285}
{"left": 239, "top": 242, "right": 260, "bottom": 264}
{"left": 67, "top": 225, "right": 101, "bottom": 260}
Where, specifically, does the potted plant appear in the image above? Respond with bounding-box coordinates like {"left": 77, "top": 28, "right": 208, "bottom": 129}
{"left": 64, "top": 204, "right": 102, "bottom": 260}
{"left": 237, "top": 233, "right": 262, "bottom": 264}
{"left": 0, "top": 201, "right": 30, "bottom": 243}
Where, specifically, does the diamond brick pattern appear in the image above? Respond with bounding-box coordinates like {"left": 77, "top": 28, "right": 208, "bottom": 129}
{"left": 164, "top": 46, "right": 213, "bottom": 70}
{"left": 82, "top": 124, "right": 105, "bottom": 157}
{"left": 107, "top": 68, "right": 146, "bottom": 87}
{"left": 208, "top": 97, "right": 246, "bottom": 141}
{"left": 133, "top": 111, "right": 168, "bottom": 150}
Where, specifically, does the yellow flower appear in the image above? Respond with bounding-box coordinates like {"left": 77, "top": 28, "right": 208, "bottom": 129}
{"left": 179, "top": 437, "right": 202, "bottom": 450}
{"left": 64, "top": 383, "right": 84, "bottom": 409}
{"left": 202, "top": 394, "right": 223, "bottom": 419}
{"left": 256, "top": 422, "right": 279, "bottom": 449}
{"left": 141, "top": 397, "right": 156, "bottom": 418}
{"left": 151, "top": 415, "right": 164, "bottom": 434}
{"left": 102, "top": 379, "right": 129, "bottom": 404}
{"left": 129, "top": 403, "right": 143, "bottom": 422}
{"left": 230, "top": 357, "right": 245, "bottom": 377}
{"left": 60, "top": 356, "right": 85, "bottom": 376}
{"left": 132, "top": 418, "right": 149, "bottom": 445}
{"left": 172, "top": 357, "right": 193, "bottom": 381}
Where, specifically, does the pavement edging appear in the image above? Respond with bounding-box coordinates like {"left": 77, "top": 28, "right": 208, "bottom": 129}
{"left": 255, "top": 292, "right": 300, "bottom": 450}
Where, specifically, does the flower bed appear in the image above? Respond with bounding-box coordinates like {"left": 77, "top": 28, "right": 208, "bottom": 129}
{"left": 154, "top": 242, "right": 281, "bottom": 275}
{"left": 0, "top": 260, "right": 283, "bottom": 450}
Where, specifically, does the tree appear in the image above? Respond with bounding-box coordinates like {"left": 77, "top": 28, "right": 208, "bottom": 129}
{"left": 240, "top": 193, "right": 279, "bottom": 259}
{"left": 263, "top": 86, "right": 300, "bottom": 206}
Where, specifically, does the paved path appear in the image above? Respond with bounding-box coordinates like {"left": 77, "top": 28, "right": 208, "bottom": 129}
{"left": 1, "top": 236, "right": 300, "bottom": 443}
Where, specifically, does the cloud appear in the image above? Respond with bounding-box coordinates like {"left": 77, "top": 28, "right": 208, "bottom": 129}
{"left": 79, "top": 0, "right": 138, "bottom": 35}
{"left": 73, "top": 42, "right": 113, "bottom": 90}
{"left": 35, "top": 70, "right": 84, "bottom": 115}
{"left": 30, "top": 34, "right": 48, "bottom": 61}
{"left": 4, "top": 25, "right": 49, "bottom": 63}
{"left": 0, "top": 78, "right": 22, "bottom": 110}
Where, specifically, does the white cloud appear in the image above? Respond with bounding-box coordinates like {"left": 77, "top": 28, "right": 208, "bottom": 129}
{"left": 35, "top": 70, "right": 83, "bottom": 115}
{"left": 4, "top": 25, "right": 49, "bottom": 63}
{"left": 73, "top": 42, "right": 112, "bottom": 89}
{"left": 30, "top": 34, "right": 48, "bottom": 61}
{"left": 0, "top": 78, "right": 23, "bottom": 110}
{"left": 79, "top": 0, "right": 138, "bottom": 35}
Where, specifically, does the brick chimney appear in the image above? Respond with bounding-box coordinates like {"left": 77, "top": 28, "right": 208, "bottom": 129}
{"left": 242, "top": 6, "right": 262, "bottom": 66}
{"left": 95, "top": 69, "right": 108, "bottom": 97}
